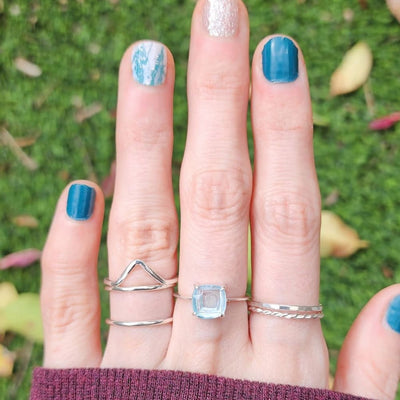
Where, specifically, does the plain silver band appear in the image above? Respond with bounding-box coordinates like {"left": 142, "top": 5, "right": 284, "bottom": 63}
{"left": 248, "top": 301, "right": 323, "bottom": 312}
{"left": 104, "top": 259, "right": 178, "bottom": 292}
{"left": 173, "top": 293, "right": 249, "bottom": 302}
{"left": 249, "top": 306, "right": 324, "bottom": 319}
{"left": 106, "top": 317, "right": 173, "bottom": 327}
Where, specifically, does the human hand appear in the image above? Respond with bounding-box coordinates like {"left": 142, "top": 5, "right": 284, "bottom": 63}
{"left": 39, "top": 1, "right": 400, "bottom": 399}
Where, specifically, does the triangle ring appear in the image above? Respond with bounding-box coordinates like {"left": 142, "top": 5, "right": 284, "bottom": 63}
{"left": 104, "top": 259, "right": 178, "bottom": 292}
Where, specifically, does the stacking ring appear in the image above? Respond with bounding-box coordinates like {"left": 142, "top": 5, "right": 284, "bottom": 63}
{"left": 106, "top": 317, "right": 173, "bottom": 327}
{"left": 104, "top": 259, "right": 178, "bottom": 292}
{"left": 174, "top": 285, "right": 249, "bottom": 319}
{"left": 248, "top": 300, "right": 324, "bottom": 320}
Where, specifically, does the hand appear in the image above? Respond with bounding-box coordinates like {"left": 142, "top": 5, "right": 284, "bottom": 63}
{"left": 40, "top": 1, "right": 400, "bottom": 399}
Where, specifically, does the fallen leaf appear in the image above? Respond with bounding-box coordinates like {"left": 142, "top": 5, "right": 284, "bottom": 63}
{"left": 14, "top": 136, "right": 37, "bottom": 147}
{"left": 0, "top": 344, "right": 16, "bottom": 378}
{"left": 343, "top": 8, "right": 354, "bottom": 22}
{"left": 12, "top": 215, "right": 39, "bottom": 228}
{"left": 0, "top": 128, "right": 39, "bottom": 170}
{"left": 382, "top": 265, "right": 394, "bottom": 279}
{"left": 0, "top": 249, "right": 41, "bottom": 270}
{"left": 320, "top": 211, "right": 369, "bottom": 257}
{"left": 75, "top": 102, "right": 103, "bottom": 123}
{"left": 313, "top": 113, "right": 330, "bottom": 127}
{"left": 324, "top": 189, "right": 340, "bottom": 206}
{"left": 330, "top": 42, "right": 373, "bottom": 97}
{"left": 0, "top": 293, "right": 43, "bottom": 342}
{"left": 0, "top": 283, "right": 18, "bottom": 310}
{"left": 14, "top": 57, "right": 42, "bottom": 78}
{"left": 101, "top": 160, "right": 116, "bottom": 198}
{"left": 387, "top": 0, "right": 400, "bottom": 22}
{"left": 369, "top": 112, "right": 400, "bottom": 130}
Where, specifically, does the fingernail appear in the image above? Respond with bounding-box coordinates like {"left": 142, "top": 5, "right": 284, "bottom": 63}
{"left": 67, "top": 184, "right": 96, "bottom": 221}
{"left": 386, "top": 295, "right": 400, "bottom": 333}
{"left": 262, "top": 36, "right": 299, "bottom": 83}
{"left": 131, "top": 41, "right": 167, "bottom": 86}
{"left": 203, "top": 0, "right": 239, "bottom": 38}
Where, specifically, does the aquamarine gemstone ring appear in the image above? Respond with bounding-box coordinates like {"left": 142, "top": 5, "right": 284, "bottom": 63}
{"left": 174, "top": 285, "right": 249, "bottom": 319}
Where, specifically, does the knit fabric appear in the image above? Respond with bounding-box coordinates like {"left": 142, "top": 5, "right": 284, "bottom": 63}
{"left": 30, "top": 368, "right": 373, "bottom": 400}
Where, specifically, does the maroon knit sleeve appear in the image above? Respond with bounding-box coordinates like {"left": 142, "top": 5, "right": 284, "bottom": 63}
{"left": 30, "top": 368, "right": 374, "bottom": 400}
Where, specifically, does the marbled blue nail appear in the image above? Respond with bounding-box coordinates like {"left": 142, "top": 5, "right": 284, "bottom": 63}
{"left": 131, "top": 41, "right": 166, "bottom": 86}
{"left": 386, "top": 295, "right": 400, "bottom": 333}
{"left": 66, "top": 184, "right": 96, "bottom": 221}
{"left": 262, "top": 36, "right": 299, "bottom": 83}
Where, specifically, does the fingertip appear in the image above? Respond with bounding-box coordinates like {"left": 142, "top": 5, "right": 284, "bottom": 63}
{"left": 334, "top": 284, "right": 400, "bottom": 400}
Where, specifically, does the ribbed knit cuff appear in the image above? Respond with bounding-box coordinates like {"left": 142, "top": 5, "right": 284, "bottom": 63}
{"left": 30, "top": 368, "right": 372, "bottom": 400}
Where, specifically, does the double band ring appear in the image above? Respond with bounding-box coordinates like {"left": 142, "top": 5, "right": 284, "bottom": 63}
{"left": 104, "top": 259, "right": 178, "bottom": 292}
{"left": 174, "top": 285, "right": 249, "bottom": 319}
{"left": 248, "top": 300, "right": 324, "bottom": 320}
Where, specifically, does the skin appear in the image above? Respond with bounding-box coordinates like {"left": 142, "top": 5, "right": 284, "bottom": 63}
{"left": 40, "top": 1, "right": 400, "bottom": 398}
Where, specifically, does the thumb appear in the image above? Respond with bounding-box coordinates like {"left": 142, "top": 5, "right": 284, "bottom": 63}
{"left": 334, "top": 284, "right": 400, "bottom": 400}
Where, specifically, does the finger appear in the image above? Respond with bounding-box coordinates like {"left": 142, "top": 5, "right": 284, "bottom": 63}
{"left": 250, "top": 36, "right": 328, "bottom": 386}
{"left": 334, "top": 285, "right": 400, "bottom": 400}
{"left": 41, "top": 181, "right": 103, "bottom": 368}
{"left": 170, "top": 0, "right": 252, "bottom": 374}
{"left": 103, "top": 41, "right": 178, "bottom": 368}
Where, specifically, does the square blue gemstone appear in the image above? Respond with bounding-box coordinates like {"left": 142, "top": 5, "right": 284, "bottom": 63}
{"left": 192, "top": 285, "right": 227, "bottom": 319}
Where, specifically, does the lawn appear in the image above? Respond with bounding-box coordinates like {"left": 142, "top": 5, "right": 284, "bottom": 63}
{"left": 1, "top": 0, "right": 400, "bottom": 398}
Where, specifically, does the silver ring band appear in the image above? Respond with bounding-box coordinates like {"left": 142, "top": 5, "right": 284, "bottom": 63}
{"left": 104, "top": 259, "right": 178, "bottom": 292}
{"left": 173, "top": 293, "right": 249, "bottom": 302}
{"left": 248, "top": 301, "right": 324, "bottom": 320}
{"left": 106, "top": 317, "right": 173, "bottom": 327}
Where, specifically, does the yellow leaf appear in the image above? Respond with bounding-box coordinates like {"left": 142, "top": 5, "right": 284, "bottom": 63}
{"left": 0, "top": 344, "right": 15, "bottom": 378}
{"left": 330, "top": 42, "right": 373, "bottom": 97}
{"left": 12, "top": 215, "right": 39, "bottom": 228}
{"left": 387, "top": 0, "right": 400, "bottom": 22}
{"left": 320, "top": 211, "right": 369, "bottom": 258}
{"left": 0, "top": 293, "right": 43, "bottom": 342}
{"left": 0, "top": 282, "right": 18, "bottom": 310}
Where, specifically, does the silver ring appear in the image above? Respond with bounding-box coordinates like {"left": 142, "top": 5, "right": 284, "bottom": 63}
{"left": 106, "top": 317, "right": 173, "bottom": 327}
{"left": 104, "top": 259, "right": 178, "bottom": 292}
{"left": 174, "top": 285, "right": 248, "bottom": 319}
{"left": 248, "top": 300, "right": 324, "bottom": 320}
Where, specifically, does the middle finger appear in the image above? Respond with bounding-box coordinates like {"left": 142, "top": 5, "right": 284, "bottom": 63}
{"left": 169, "top": 0, "right": 251, "bottom": 375}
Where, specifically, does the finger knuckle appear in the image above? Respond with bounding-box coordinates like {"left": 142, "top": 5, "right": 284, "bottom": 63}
{"left": 119, "top": 121, "right": 170, "bottom": 148}
{"left": 257, "top": 191, "right": 320, "bottom": 251}
{"left": 112, "top": 214, "right": 178, "bottom": 260}
{"left": 183, "top": 169, "right": 251, "bottom": 226}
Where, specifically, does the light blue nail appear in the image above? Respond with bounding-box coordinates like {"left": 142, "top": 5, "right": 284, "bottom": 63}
{"left": 131, "top": 41, "right": 166, "bottom": 86}
{"left": 386, "top": 295, "right": 400, "bottom": 333}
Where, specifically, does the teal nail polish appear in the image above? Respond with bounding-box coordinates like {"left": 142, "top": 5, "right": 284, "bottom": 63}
{"left": 386, "top": 295, "right": 400, "bottom": 333}
{"left": 66, "top": 184, "right": 96, "bottom": 221}
{"left": 262, "top": 36, "right": 299, "bottom": 83}
{"left": 131, "top": 41, "right": 166, "bottom": 86}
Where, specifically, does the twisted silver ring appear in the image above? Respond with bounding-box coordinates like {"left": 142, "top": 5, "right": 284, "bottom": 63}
{"left": 104, "top": 259, "right": 178, "bottom": 292}
{"left": 248, "top": 301, "right": 324, "bottom": 320}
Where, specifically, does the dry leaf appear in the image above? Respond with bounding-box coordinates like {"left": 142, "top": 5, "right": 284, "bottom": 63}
{"left": 14, "top": 136, "right": 37, "bottom": 147}
{"left": 14, "top": 57, "right": 42, "bottom": 78}
{"left": 101, "top": 160, "right": 116, "bottom": 198}
{"left": 75, "top": 102, "right": 103, "bottom": 123}
{"left": 324, "top": 189, "right": 340, "bottom": 206}
{"left": 387, "top": 0, "right": 400, "bottom": 22}
{"left": 320, "top": 211, "right": 369, "bottom": 257}
{"left": 382, "top": 265, "right": 394, "bottom": 279}
{"left": 330, "top": 42, "right": 373, "bottom": 97}
{"left": 0, "top": 293, "right": 43, "bottom": 342}
{"left": 12, "top": 215, "right": 39, "bottom": 228}
{"left": 0, "top": 344, "right": 16, "bottom": 378}
{"left": 0, "top": 249, "right": 41, "bottom": 270}
{"left": 0, "top": 128, "right": 39, "bottom": 170}
{"left": 369, "top": 112, "right": 400, "bottom": 130}
{"left": 0, "top": 283, "right": 18, "bottom": 310}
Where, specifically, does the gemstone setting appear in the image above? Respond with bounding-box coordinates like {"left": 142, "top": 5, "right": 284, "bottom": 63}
{"left": 192, "top": 285, "right": 227, "bottom": 319}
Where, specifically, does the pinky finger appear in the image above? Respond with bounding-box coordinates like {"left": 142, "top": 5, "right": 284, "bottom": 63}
{"left": 334, "top": 284, "right": 400, "bottom": 400}
{"left": 41, "top": 181, "right": 104, "bottom": 368}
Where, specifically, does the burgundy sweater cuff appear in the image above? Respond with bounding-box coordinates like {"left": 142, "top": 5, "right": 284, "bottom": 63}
{"left": 30, "top": 368, "right": 373, "bottom": 400}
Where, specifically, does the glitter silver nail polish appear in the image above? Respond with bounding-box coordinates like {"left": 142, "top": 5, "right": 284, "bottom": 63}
{"left": 204, "top": 0, "right": 239, "bottom": 37}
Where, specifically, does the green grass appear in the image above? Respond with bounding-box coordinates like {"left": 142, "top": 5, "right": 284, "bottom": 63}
{"left": 1, "top": 0, "right": 400, "bottom": 398}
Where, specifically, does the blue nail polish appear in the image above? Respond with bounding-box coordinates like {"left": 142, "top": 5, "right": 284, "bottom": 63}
{"left": 262, "top": 36, "right": 299, "bottom": 83}
{"left": 66, "top": 184, "right": 96, "bottom": 221}
{"left": 386, "top": 295, "right": 400, "bottom": 333}
{"left": 131, "top": 41, "right": 166, "bottom": 86}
